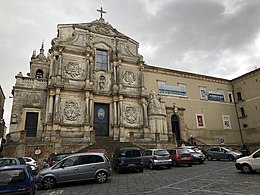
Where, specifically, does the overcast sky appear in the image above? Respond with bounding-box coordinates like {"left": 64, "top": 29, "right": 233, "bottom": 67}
{"left": 1, "top": 0, "right": 260, "bottom": 129}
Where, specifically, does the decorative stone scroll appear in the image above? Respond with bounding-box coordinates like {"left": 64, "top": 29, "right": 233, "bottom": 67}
{"left": 65, "top": 62, "right": 82, "bottom": 78}
{"left": 126, "top": 106, "right": 137, "bottom": 124}
{"left": 123, "top": 71, "right": 136, "bottom": 85}
{"left": 64, "top": 100, "right": 81, "bottom": 121}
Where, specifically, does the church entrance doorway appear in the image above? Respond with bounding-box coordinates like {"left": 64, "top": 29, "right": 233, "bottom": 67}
{"left": 94, "top": 103, "right": 109, "bottom": 136}
{"left": 171, "top": 114, "right": 180, "bottom": 141}
{"left": 25, "top": 112, "right": 38, "bottom": 137}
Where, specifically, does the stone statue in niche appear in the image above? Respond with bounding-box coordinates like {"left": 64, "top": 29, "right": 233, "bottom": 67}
{"left": 123, "top": 71, "right": 136, "bottom": 85}
{"left": 65, "top": 62, "right": 82, "bottom": 78}
{"left": 98, "top": 75, "right": 106, "bottom": 90}
{"left": 126, "top": 106, "right": 137, "bottom": 124}
{"left": 64, "top": 100, "right": 81, "bottom": 121}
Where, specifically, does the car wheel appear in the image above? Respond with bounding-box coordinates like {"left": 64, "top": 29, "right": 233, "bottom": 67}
{"left": 41, "top": 176, "right": 56, "bottom": 189}
{"left": 139, "top": 167, "right": 144, "bottom": 173}
{"left": 207, "top": 155, "right": 213, "bottom": 161}
{"left": 116, "top": 165, "right": 122, "bottom": 174}
{"left": 167, "top": 165, "right": 171, "bottom": 169}
{"left": 199, "top": 161, "right": 204, "bottom": 164}
{"left": 188, "top": 163, "right": 193, "bottom": 167}
{"left": 242, "top": 164, "right": 252, "bottom": 174}
{"left": 149, "top": 162, "right": 154, "bottom": 170}
{"left": 228, "top": 155, "right": 235, "bottom": 161}
{"left": 172, "top": 160, "right": 177, "bottom": 167}
{"left": 96, "top": 171, "right": 108, "bottom": 183}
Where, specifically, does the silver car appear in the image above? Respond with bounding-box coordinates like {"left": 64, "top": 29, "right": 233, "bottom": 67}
{"left": 36, "top": 152, "right": 112, "bottom": 189}
{"left": 142, "top": 149, "right": 172, "bottom": 169}
{"left": 206, "top": 147, "right": 241, "bottom": 161}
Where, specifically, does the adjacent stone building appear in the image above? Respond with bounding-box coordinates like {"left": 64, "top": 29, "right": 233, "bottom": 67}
{"left": 6, "top": 16, "right": 260, "bottom": 156}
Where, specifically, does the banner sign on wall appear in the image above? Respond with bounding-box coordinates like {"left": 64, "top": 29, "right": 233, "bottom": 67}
{"left": 200, "top": 89, "right": 224, "bottom": 102}
{"left": 158, "top": 85, "right": 187, "bottom": 97}
{"left": 208, "top": 91, "right": 224, "bottom": 102}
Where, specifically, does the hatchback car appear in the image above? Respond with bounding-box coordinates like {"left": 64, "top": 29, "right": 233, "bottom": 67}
{"left": 142, "top": 149, "right": 172, "bottom": 169}
{"left": 23, "top": 157, "right": 38, "bottom": 172}
{"left": 0, "top": 164, "right": 35, "bottom": 195}
{"left": 185, "top": 148, "right": 205, "bottom": 164}
{"left": 206, "top": 147, "right": 241, "bottom": 161}
{"left": 113, "top": 147, "right": 143, "bottom": 173}
{"left": 235, "top": 148, "right": 260, "bottom": 173}
{"left": 0, "top": 157, "right": 26, "bottom": 167}
{"left": 36, "top": 152, "right": 112, "bottom": 189}
{"left": 168, "top": 148, "right": 193, "bottom": 166}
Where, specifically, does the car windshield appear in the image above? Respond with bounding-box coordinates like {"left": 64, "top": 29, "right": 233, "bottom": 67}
{"left": 120, "top": 150, "right": 140, "bottom": 157}
{"left": 0, "top": 169, "right": 25, "bottom": 184}
{"left": 187, "top": 149, "right": 196, "bottom": 153}
{"left": 154, "top": 150, "right": 169, "bottom": 156}
{"left": 178, "top": 149, "right": 190, "bottom": 155}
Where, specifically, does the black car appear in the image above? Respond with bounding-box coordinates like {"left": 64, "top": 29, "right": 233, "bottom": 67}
{"left": 45, "top": 152, "right": 73, "bottom": 167}
{"left": 112, "top": 147, "right": 143, "bottom": 173}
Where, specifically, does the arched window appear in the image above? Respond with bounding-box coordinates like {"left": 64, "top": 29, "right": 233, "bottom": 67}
{"left": 36, "top": 69, "right": 43, "bottom": 79}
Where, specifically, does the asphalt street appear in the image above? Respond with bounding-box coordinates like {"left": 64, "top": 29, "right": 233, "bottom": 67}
{"left": 36, "top": 160, "right": 259, "bottom": 195}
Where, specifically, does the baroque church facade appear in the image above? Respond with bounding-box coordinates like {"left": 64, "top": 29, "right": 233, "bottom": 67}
{"left": 7, "top": 15, "right": 260, "bottom": 155}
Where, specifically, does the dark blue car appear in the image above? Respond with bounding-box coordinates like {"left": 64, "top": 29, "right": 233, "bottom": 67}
{"left": 0, "top": 164, "right": 35, "bottom": 195}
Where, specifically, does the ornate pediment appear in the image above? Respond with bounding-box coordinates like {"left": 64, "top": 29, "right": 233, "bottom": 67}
{"left": 74, "top": 19, "right": 128, "bottom": 39}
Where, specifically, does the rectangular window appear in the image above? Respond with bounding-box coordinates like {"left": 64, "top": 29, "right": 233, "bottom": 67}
{"left": 237, "top": 91, "right": 242, "bottom": 101}
{"left": 227, "top": 91, "right": 234, "bottom": 103}
{"left": 240, "top": 107, "right": 246, "bottom": 117}
{"left": 195, "top": 114, "right": 206, "bottom": 128}
{"left": 96, "top": 49, "right": 108, "bottom": 71}
{"left": 222, "top": 115, "right": 231, "bottom": 129}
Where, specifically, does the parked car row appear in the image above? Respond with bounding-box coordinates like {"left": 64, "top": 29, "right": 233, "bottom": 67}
{"left": 1, "top": 145, "right": 258, "bottom": 193}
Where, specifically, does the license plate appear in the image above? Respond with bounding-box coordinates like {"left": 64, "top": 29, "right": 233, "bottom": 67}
{"left": 128, "top": 164, "right": 135, "bottom": 167}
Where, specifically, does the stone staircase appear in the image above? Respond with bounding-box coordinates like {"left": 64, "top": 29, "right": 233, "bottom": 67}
{"left": 77, "top": 137, "right": 144, "bottom": 160}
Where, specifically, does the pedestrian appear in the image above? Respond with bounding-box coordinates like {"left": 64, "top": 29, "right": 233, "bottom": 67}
{"left": 240, "top": 144, "right": 250, "bottom": 157}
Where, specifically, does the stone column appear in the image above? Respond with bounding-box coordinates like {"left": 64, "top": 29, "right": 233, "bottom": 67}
{"left": 53, "top": 88, "right": 61, "bottom": 123}
{"left": 49, "top": 54, "right": 54, "bottom": 78}
{"left": 113, "top": 100, "right": 117, "bottom": 125}
{"left": 89, "top": 94, "right": 94, "bottom": 126}
{"left": 48, "top": 94, "right": 54, "bottom": 122}
{"left": 141, "top": 98, "right": 148, "bottom": 127}
{"left": 119, "top": 95, "right": 123, "bottom": 125}
{"left": 57, "top": 49, "right": 62, "bottom": 76}
{"left": 113, "top": 63, "right": 117, "bottom": 84}
{"left": 85, "top": 92, "right": 90, "bottom": 123}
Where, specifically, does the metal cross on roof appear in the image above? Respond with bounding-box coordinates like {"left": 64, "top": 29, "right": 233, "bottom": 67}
{"left": 97, "top": 7, "right": 106, "bottom": 19}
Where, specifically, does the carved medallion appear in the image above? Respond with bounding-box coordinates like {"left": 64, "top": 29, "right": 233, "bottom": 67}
{"left": 97, "top": 108, "right": 105, "bottom": 121}
{"left": 65, "top": 62, "right": 82, "bottom": 78}
{"left": 123, "top": 71, "right": 136, "bottom": 85}
{"left": 126, "top": 106, "right": 137, "bottom": 124}
{"left": 64, "top": 100, "right": 81, "bottom": 121}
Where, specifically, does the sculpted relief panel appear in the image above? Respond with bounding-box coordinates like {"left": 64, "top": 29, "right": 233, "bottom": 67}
{"left": 123, "top": 103, "right": 143, "bottom": 127}
{"left": 63, "top": 59, "right": 85, "bottom": 80}
{"left": 61, "top": 98, "right": 82, "bottom": 123}
{"left": 65, "top": 62, "right": 82, "bottom": 78}
{"left": 123, "top": 71, "right": 136, "bottom": 85}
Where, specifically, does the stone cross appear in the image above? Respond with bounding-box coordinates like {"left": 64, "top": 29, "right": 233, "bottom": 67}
{"left": 97, "top": 7, "right": 106, "bottom": 19}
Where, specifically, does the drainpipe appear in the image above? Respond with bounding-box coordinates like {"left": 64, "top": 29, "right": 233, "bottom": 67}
{"left": 232, "top": 85, "right": 244, "bottom": 144}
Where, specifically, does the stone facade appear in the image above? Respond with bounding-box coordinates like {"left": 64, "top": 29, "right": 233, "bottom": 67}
{"left": 6, "top": 17, "right": 260, "bottom": 156}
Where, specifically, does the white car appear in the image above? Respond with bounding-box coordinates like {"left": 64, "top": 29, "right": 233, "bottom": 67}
{"left": 22, "top": 157, "right": 38, "bottom": 171}
{"left": 235, "top": 149, "right": 260, "bottom": 173}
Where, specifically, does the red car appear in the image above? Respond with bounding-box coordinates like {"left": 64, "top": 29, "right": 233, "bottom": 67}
{"left": 168, "top": 148, "right": 193, "bottom": 167}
